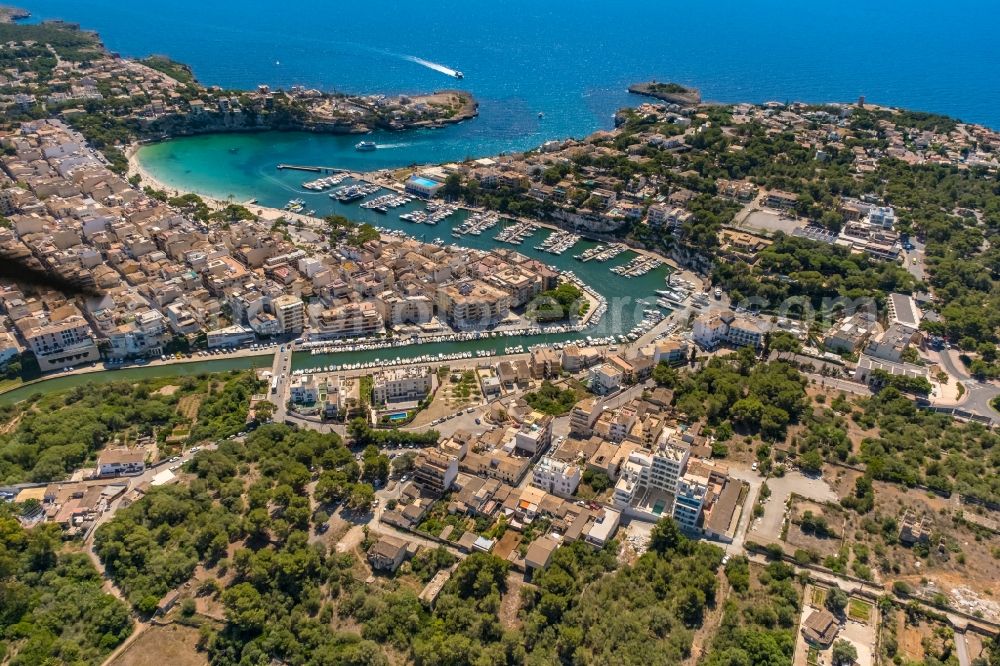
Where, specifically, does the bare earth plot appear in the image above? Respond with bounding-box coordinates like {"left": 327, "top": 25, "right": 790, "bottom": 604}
{"left": 109, "top": 624, "right": 206, "bottom": 666}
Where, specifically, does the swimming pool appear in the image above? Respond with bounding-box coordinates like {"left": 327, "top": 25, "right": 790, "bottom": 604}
{"left": 388, "top": 411, "right": 409, "bottom": 421}
{"left": 652, "top": 500, "right": 666, "bottom": 515}
{"left": 410, "top": 176, "right": 439, "bottom": 188}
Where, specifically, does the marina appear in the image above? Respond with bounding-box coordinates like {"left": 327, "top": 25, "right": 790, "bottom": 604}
{"left": 302, "top": 173, "right": 350, "bottom": 191}
{"left": 575, "top": 242, "right": 628, "bottom": 262}
{"left": 611, "top": 254, "right": 663, "bottom": 277}
{"left": 360, "top": 192, "right": 415, "bottom": 212}
{"left": 535, "top": 230, "right": 581, "bottom": 255}
{"left": 494, "top": 220, "right": 539, "bottom": 245}
{"left": 331, "top": 182, "right": 380, "bottom": 202}
{"left": 122, "top": 155, "right": 677, "bottom": 381}
{"left": 453, "top": 211, "right": 500, "bottom": 236}
{"left": 399, "top": 202, "right": 459, "bottom": 225}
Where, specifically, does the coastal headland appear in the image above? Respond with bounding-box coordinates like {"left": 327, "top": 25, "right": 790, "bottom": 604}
{"left": 627, "top": 80, "right": 701, "bottom": 106}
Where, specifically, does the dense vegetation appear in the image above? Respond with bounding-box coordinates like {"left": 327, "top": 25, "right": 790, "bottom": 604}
{"left": 704, "top": 556, "right": 801, "bottom": 666}
{"left": 0, "top": 371, "right": 260, "bottom": 484}
{"left": 94, "top": 424, "right": 370, "bottom": 615}
{"left": 792, "top": 386, "right": 1000, "bottom": 505}
{"left": 667, "top": 354, "right": 809, "bottom": 441}
{"left": 0, "top": 22, "right": 102, "bottom": 63}
{"left": 523, "top": 380, "right": 580, "bottom": 415}
{"left": 524, "top": 520, "right": 723, "bottom": 664}
{"left": 327, "top": 214, "right": 381, "bottom": 247}
{"left": 140, "top": 55, "right": 196, "bottom": 84}
{"left": 0, "top": 508, "right": 132, "bottom": 665}
{"left": 347, "top": 418, "right": 439, "bottom": 449}
{"left": 0, "top": 381, "right": 179, "bottom": 483}
{"left": 528, "top": 282, "right": 587, "bottom": 321}
{"left": 714, "top": 233, "right": 919, "bottom": 311}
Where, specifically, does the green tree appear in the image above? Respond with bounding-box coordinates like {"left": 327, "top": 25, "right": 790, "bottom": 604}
{"left": 832, "top": 638, "right": 858, "bottom": 665}
{"left": 826, "top": 587, "right": 849, "bottom": 616}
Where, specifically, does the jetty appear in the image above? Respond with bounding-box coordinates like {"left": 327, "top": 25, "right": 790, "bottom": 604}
{"left": 276, "top": 164, "right": 345, "bottom": 173}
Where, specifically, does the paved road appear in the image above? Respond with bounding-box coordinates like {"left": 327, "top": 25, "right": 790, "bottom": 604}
{"left": 271, "top": 348, "right": 293, "bottom": 423}
{"left": 955, "top": 630, "right": 971, "bottom": 666}
{"left": 931, "top": 349, "right": 1000, "bottom": 420}
{"left": 902, "top": 239, "right": 926, "bottom": 282}
{"left": 723, "top": 463, "right": 764, "bottom": 555}
{"left": 806, "top": 373, "right": 872, "bottom": 397}
{"left": 937, "top": 348, "right": 971, "bottom": 381}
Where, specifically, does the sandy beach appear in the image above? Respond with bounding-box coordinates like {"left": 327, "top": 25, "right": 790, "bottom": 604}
{"left": 127, "top": 144, "right": 333, "bottom": 225}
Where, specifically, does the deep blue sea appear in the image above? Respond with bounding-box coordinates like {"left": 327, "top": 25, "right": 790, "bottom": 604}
{"left": 22, "top": 0, "right": 1000, "bottom": 140}
{"left": 18, "top": 0, "right": 1000, "bottom": 196}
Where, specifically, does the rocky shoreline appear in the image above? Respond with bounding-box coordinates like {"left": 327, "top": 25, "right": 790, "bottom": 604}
{"left": 628, "top": 81, "right": 701, "bottom": 106}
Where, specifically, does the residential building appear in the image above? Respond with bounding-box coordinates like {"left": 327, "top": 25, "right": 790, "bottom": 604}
{"left": 367, "top": 536, "right": 408, "bottom": 572}
{"left": 272, "top": 294, "right": 304, "bottom": 334}
{"left": 97, "top": 449, "right": 146, "bottom": 477}
{"left": 513, "top": 415, "right": 552, "bottom": 455}
{"left": 589, "top": 362, "right": 624, "bottom": 394}
{"left": 207, "top": 324, "right": 255, "bottom": 349}
{"left": 864, "top": 323, "right": 917, "bottom": 363}
{"left": 435, "top": 279, "right": 511, "bottom": 330}
{"left": 524, "top": 534, "right": 560, "bottom": 571}
{"left": 531, "top": 455, "right": 581, "bottom": 498}
{"left": 823, "top": 312, "right": 877, "bottom": 353}
{"left": 372, "top": 365, "right": 433, "bottom": 405}
{"left": 414, "top": 450, "right": 458, "bottom": 495}
{"left": 764, "top": 190, "right": 799, "bottom": 210}
{"left": 672, "top": 471, "right": 709, "bottom": 531}
{"left": 652, "top": 337, "right": 689, "bottom": 366}
{"left": 693, "top": 310, "right": 763, "bottom": 350}
{"left": 569, "top": 397, "right": 602, "bottom": 437}
{"left": 289, "top": 374, "right": 320, "bottom": 403}
{"left": 801, "top": 609, "right": 840, "bottom": 647}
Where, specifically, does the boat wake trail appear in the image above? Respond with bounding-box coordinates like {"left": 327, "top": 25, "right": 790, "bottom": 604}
{"left": 404, "top": 55, "right": 459, "bottom": 78}
{"left": 375, "top": 142, "right": 413, "bottom": 149}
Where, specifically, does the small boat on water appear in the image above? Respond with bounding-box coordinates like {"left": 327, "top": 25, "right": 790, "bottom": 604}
{"left": 454, "top": 71, "right": 464, "bottom": 79}
{"left": 355, "top": 141, "right": 377, "bottom": 152}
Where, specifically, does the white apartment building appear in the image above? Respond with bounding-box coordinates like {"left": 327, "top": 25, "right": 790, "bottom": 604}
{"left": 672, "top": 471, "right": 709, "bottom": 531}
{"left": 310, "top": 302, "right": 383, "bottom": 339}
{"left": 272, "top": 294, "right": 304, "bottom": 334}
{"left": 372, "top": 365, "right": 433, "bottom": 405}
{"left": 646, "top": 435, "right": 691, "bottom": 496}
{"left": 589, "top": 362, "right": 624, "bottom": 395}
{"left": 513, "top": 417, "right": 552, "bottom": 455}
{"left": 652, "top": 338, "right": 689, "bottom": 366}
{"left": 531, "top": 455, "right": 581, "bottom": 498}
{"left": 693, "top": 310, "right": 763, "bottom": 350}
{"left": 290, "top": 374, "right": 320, "bottom": 403}
{"left": 107, "top": 310, "right": 168, "bottom": 359}
{"left": 15, "top": 311, "right": 100, "bottom": 371}
{"left": 207, "top": 324, "right": 256, "bottom": 349}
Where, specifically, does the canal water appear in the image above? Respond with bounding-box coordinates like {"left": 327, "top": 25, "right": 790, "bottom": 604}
{"left": 0, "top": 355, "right": 270, "bottom": 406}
